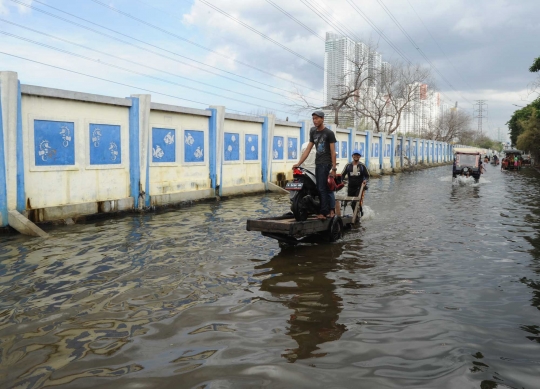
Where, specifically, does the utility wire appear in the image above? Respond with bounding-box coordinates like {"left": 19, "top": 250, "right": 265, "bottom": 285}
{"left": 374, "top": 0, "right": 471, "bottom": 105}
{"left": 299, "top": 0, "right": 356, "bottom": 42}
{"left": 197, "top": 0, "right": 323, "bottom": 70}
{"left": 87, "top": 0, "right": 323, "bottom": 89}
{"left": 305, "top": 0, "right": 362, "bottom": 42}
{"left": 8, "top": 0, "right": 323, "bottom": 103}
{"left": 0, "top": 19, "right": 289, "bottom": 107}
{"left": 264, "top": 0, "right": 325, "bottom": 42}
{"left": 345, "top": 0, "right": 411, "bottom": 64}
{"left": 0, "top": 51, "right": 225, "bottom": 111}
{"left": 0, "top": 30, "right": 300, "bottom": 116}
{"left": 405, "top": 0, "right": 472, "bottom": 91}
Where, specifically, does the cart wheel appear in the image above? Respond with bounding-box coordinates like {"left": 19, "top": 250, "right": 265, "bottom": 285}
{"left": 328, "top": 217, "right": 343, "bottom": 242}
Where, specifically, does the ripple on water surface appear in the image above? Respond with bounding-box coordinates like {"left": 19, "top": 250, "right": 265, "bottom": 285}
{"left": 1, "top": 166, "right": 540, "bottom": 388}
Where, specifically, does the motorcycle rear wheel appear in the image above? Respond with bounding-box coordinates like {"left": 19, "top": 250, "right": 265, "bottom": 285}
{"left": 292, "top": 191, "right": 309, "bottom": 221}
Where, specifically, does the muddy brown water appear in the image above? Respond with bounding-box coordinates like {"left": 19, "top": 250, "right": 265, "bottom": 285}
{"left": 0, "top": 165, "right": 539, "bottom": 388}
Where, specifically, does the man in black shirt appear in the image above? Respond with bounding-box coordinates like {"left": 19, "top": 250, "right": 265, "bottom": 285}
{"left": 293, "top": 111, "right": 337, "bottom": 219}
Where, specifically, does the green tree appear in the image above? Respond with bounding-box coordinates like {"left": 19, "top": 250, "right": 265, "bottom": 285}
{"left": 516, "top": 108, "right": 540, "bottom": 161}
{"left": 530, "top": 57, "right": 540, "bottom": 73}
{"left": 506, "top": 97, "right": 540, "bottom": 146}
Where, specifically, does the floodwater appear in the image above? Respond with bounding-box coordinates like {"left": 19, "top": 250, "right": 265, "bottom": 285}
{"left": 1, "top": 165, "right": 539, "bottom": 389}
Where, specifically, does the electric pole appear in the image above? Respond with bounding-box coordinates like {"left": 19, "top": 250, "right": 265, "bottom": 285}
{"left": 473, "top": 100, "right": 488, "bottom": 137}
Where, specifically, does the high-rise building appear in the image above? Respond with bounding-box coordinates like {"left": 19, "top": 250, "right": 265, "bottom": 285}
{"left": 324, "top": 32, "right": 358, "bottom": 106}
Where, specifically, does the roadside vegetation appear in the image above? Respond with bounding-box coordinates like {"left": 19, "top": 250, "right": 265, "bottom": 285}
{"left": 508, "top": 56, "right": 540, "bottom": 161}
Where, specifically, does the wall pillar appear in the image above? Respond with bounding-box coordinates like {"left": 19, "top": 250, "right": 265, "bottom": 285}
{"left": 0, "top": 71, "right": 24, "bottom": 225}
{"left": 378, "top": 133, "right": 384, "bottom": 170}
{"left": 130, "top": 94, "right": 151, "bottom": 209}
{"left": 390, "top": 134, "right": 396, "bottom": 169}
{"left": 262, "top": 114, "right": 275, "bottom": 188}
{"left": 365, "top": 130, "right": 371, "bottom": 170}
{"left": 301, "top": 121, "right": 308, "bottom": 146}
{"left": 209, "top": 105, "right": 225, "bottom": 196}
{"left": 415, "top": 138, "right": 420, "bottom": 164}
{"left": 399, "top": 136, "right": 404, "bottom": 168}
{"left": 348, "top": 127, "right": 353, "bottom": 160}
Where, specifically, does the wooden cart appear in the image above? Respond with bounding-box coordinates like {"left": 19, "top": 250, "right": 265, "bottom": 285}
{"left": 246, "top": 183, "right": 365, "bottom": 245}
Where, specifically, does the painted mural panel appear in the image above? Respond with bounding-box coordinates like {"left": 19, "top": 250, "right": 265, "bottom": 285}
{"left": 273, "top": 136, "right": 284, "bottom": 160}
{"left": 224, "top": 132, "right": 240, "bottom": 161}
{"left": 413, "top": 145, "right": 417, "bottom": 157}
{"left": 386, "top": 144, "right": 391, "bottom": 157}
{"left": 373, "top": 142, "right": 379, "bottom": 158}
{"left": 358, "top": 142, "right": 365, "bottom": 156}
{"left": 152, "top": 127, "right": 176, "bottom": 163}
{"left": 34, "top": 120, "right": 75, "bottom": 166}
{"left": 354, "top": 142, "right": 358, "bottom": 150}
{"left": 184, "top": 130, "right": 204, "bottom": 163}
{"left": 89, "top": 124, "right": 121, "bottom": 165}
{"left": 341, "top": 141, "right": 347, "bottom": 158}
{"left": 395, "top": 144, "right": 401, "bottom": 156}
{"left": 335, "top": 141, "right": 339, "bottom": 156}
{"left": 245, "top": 134, "right": 258, "bottom": 161}
{"left": 288, "top": 137, "right": 298, "bottom": 160}
{"left": 406, "top": 143, "right": 410, "bottom": 157}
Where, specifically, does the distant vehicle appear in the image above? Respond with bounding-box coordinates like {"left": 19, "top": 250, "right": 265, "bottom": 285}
{"left": 453, "top": 148, "right": 483, "bottom": 182}
{"left": 491, "top": 154, "right": 500, "bottom": 165}
{"left": 501, "top": 149, "right": 522, "bottom": 171}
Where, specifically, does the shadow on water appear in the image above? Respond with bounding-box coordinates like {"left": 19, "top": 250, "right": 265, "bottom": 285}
{"left": 255, "top": 244, "right": 347, "bottom": 363}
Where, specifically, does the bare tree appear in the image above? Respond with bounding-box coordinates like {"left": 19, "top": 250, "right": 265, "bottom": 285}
{"left": 425, "top": 109, "right": 473, "bottom": 142}
{"left": 292, "top": 43, "right": 433, "bottom": 134}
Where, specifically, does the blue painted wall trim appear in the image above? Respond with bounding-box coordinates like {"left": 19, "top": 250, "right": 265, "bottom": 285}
{"left": 128, "top": 97, "right": 140, "bottom": 208}
{"left": 16, "top": 81, "right": 25, "bottom": 212}
{"left": 300, "top": 121, "right": 306, "bottom": 147}
{"left": 390, "top": 135, "right": 395, "bottom": 168}
{"left": 415, "top": 139, "right": 420, "bottom": 164}
{"left": 262, "top": 117, "right": 269, "bottom": 184}
{"left": 347, "top": 128, "right": 353, "bottom": 159}
{"left": 145, "top": 146, "right": 150, "bottom": 207}
{"left": 0, "top": 85, "right": 8, "bottom": 226}
{"left": 207, "top": 108, "right": 217, "bottom": 190}
{"left": 365, "top": 130, "right": 371, "bottom": 168}
{"left": 378, "top": 133, "right": 383, "bottom": 169}
{"left": 399, "top": 137, "right": 404, "bottom": 167}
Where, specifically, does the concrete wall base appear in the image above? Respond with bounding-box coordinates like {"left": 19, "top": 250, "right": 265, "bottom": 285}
{"left": 150, "top": 189, "right": 214, "bottom": 206}
{"left": 8, "top": 210, "right": 48, "bottom": 237}
{"left": 222, "top": 183, "right": 266, "bottom": 196}
{"left": 27, "top": 197, "right": 134, "bottom": 223}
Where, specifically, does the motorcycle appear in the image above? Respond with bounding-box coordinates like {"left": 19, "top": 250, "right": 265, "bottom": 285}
{"left": 285, "top": 167, "right": 343, "bottom": 221}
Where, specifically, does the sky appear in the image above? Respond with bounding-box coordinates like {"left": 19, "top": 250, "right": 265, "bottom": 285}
{"left": 1, "top": 0, "right": 539, "bottom": 142}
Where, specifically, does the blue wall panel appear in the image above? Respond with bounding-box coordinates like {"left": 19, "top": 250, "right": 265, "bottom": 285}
{"left": 358, "top": 142, "right": 365, "bottom": 157}
{"left": 224, "top": 132, "right": 240, "bottom": 161}
{"left": 184, "top": 130, "right": 204, "bottom": 163}
{"left": 341, "top": 141, "right": 347, "bottom": 158}
{"left": 272, "top": 136, "right": 284, "bottom": 160}
{"left": 90, "top": 124, "right": 121, "bottom": 165}
{"left": 34, "top": 120, "right": 75, "bottom": 166}
{"left": 245, "top": 134, "right": 258, "bottom": 161}
{"left": 0, "top": 85, "right": 8, "bottom": 225}
{"left": 152, "top": 127, "right": 176, "bottom": 163}
{"left": 288, "top": 137, "right": 298, "bottom": 160}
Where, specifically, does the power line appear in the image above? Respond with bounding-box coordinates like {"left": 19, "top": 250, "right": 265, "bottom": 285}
{"left": 405, "top": 0, "right": 472, "bottom": 91}
{"left": 197, "top": 0, "right": 323, "bottom": 70}
{"left": 87, "top": 0, "right": 324, "bottom": 88}
{"left": 264, "top": 0, "right": 325, "bottom": 42}
{"left": 0, "top": 19, "right": 288, "bottom": 107}
{"left": 0, "top": 30, "right": 300, "bottom": 116}
{"left": 374, "top": 0, "right": 473, "bottom": 105}
{"left": 8, "top": 0, "right": 323, "bottom": 104}
{"left": 299, "top": 0, "right": 360, "bottom": 43}
{"left": 0, "top": 51, "right": 220, "bottom": 110}
{"left": 10, "top": 0, "right": 321, "bottom": 95}
{"left": 344, "top": 0, "right": 411, "bottom": 64}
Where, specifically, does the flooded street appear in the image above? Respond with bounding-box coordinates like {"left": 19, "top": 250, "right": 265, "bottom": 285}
{"left": 1, "top": 164, "right": 540, "bottom": 388}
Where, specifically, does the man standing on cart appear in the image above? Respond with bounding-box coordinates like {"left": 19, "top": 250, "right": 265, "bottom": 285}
{"left": 341, "top": 150, "right": 369, "bottom": 216}
{"left": 293, "top": 111, "right": 337, "bottom": 220}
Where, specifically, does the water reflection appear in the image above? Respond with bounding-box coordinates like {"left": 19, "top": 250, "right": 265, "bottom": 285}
{"left": 256, "top": 245, "right": 347, "bottom": 362}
